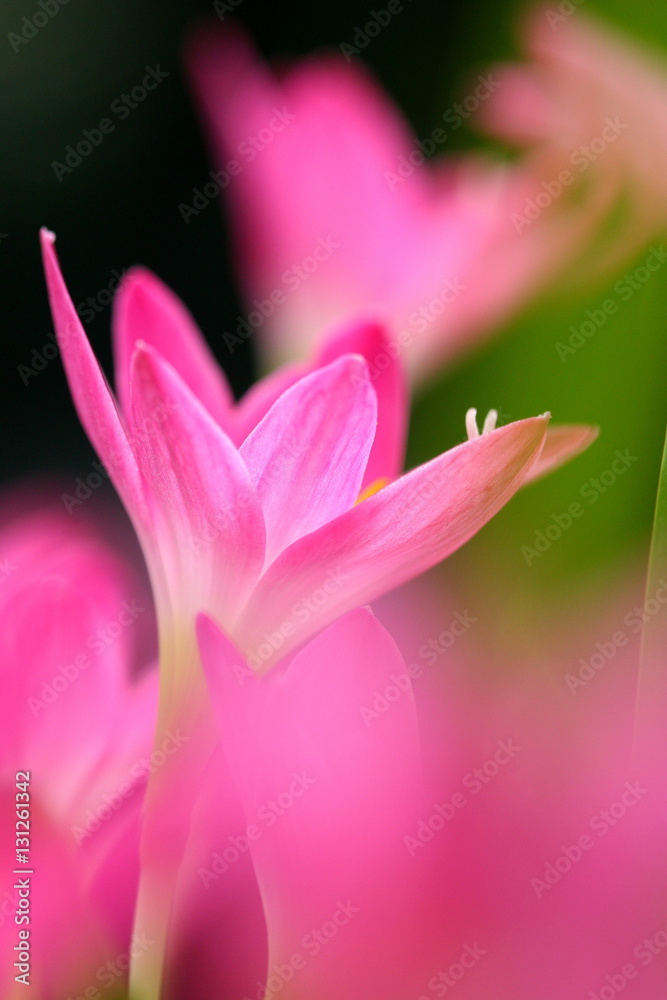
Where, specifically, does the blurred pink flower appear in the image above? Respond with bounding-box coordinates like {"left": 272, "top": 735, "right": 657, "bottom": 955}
{"left": 186, "top": 26, "right": 597, "bottom": 379}
{"left": 369, "top": 570, "right": 667, "bottom": 998}
{"left": 478, "top": 7, "right": 667, "bottom": 282}
{"left": 192, "top": 563, "right": 667, "bottom": 999}
{"left": 0, "top": 503, "right": 156, "bottom": 999}
{"left": 198, "top": 606, "right": 437, "bottom": 1000}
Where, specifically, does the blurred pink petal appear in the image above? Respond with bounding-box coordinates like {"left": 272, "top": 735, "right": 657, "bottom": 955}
{"left": 199, "top": 608, "right": 436, "bottom": 999}
{"left": 186, "top": 26, "right": 592, "bottom": 379}
{"left": 163, "top": 745, "right": 267, "bottom": 1000}
{"left": 0, "top": 505, "right": 157, "bottom": 998}
{"left": 478, "top": 7, "right": 667, "bottom": 281}
{"left": 375, "top": 569, "right": 667, "bottom": 998}
{"left": 523, "top": 423, "right": 599, "bottom": 483}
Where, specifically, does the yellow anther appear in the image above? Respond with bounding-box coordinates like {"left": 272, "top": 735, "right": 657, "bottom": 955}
{"left": 356, "top": 477, "right": 390, "bottom": 504}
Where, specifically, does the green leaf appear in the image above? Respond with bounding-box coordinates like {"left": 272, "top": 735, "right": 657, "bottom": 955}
{"left": 635, "top": 425, "right": 667, "bottom": 770}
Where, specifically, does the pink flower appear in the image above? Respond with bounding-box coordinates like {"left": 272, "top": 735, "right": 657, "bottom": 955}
{"left": 477, "top": 7, "right": 667, "bottom": 278}
{"left": 186, "top": 26, "right": 591, "bottom": 379}
{"left": 41, "top": 230, "right": 594, "bottom": 674}
{"left": 0, "top": 501, "right": 156, "bottom": 999}
{"left": 367, "top": 571, "right": 667, "bottom": 998}
{"left": 41, "top": 229, "right": 595, "bottom": 996}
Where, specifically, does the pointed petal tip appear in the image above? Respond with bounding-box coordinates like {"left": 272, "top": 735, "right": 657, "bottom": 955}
{"left": 568, "top": 423, "right": 600, "bottom": 448}
{"left": 114, "top": 269, "right": 180, "bottom": 333}
{"left": 127, "top": 341, "right": 177, "bottom": 400}
{"left": 126, "top": 340, "right": 171, "bottom": 401}
{"left": 119, "top": 265, "right": 167, "bottom": 300}
{"left": 313, "top": 351, "right": 373, "bottom": 393}
{"left": 129, "top": 338, "right": 160, "bottom": 372}
{"left": 524, "top": 422, "right": 599, "bottom": 485}
{"left": 195, "top": 610, "right": 216, "bottom": 640}
{"left": 114, "top": 266, "right": 234, "bottom": 425}
{"left": 195, "top": 611, "right": 218, "bottom": 632}
{"left": 565, "top": 422, "right": 600, "bottom": 453}
{"left": 197, "top": 611, "right": 252, "bottom": 684}
{"left": 333, "top": 351, "right": 370, "bottom": 376}
{"left": 38, "top": 224, "right": 147, "bottom": 523}
{"left": 128, "top": 340, "right": 150, "bottom": 372}
{"left": 316, "top": 315, "right": 394, "bottom": 361}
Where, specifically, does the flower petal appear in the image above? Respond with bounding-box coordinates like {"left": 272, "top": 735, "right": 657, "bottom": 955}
{"left": 239, "top": 356, "right": 377, "bottom": 566}
{"left": 198, "top": 608, "right": 432, "bottom": 1000}
{"left": 112, "top": 267, "right": 234, "bottom": 428}
{"left": 316, "top": 318, "right": 408, "bottom": 486}
{"left": 524, "top": 424, "right": 598, "bottom": 484}
{"left": 129, "top": 345, "right": 265, "bottom": 627}
{"left": 40, "top": 229, "right": 146, "bottom": 523}
{"left": 236, "top": 416, "right": 549, "bottom": 666}
{"left": 230, "top": 360, "right": 310, "bottom": 446}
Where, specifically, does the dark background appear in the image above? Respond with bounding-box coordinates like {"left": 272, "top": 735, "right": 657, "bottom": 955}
{"left": 0, "top": 0, "right": 509, "bottom": 486}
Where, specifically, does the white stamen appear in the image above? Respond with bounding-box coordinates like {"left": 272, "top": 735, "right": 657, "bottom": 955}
{"left": 482, "top": 409, "right": 498, "bottom": 435}
{"left": 466, "top": 407, "right": 499, "bottom": 440}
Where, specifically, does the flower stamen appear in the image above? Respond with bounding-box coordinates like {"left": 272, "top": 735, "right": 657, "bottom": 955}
{"left": 466, "top": 407, "right": 498, "bottom": 440}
